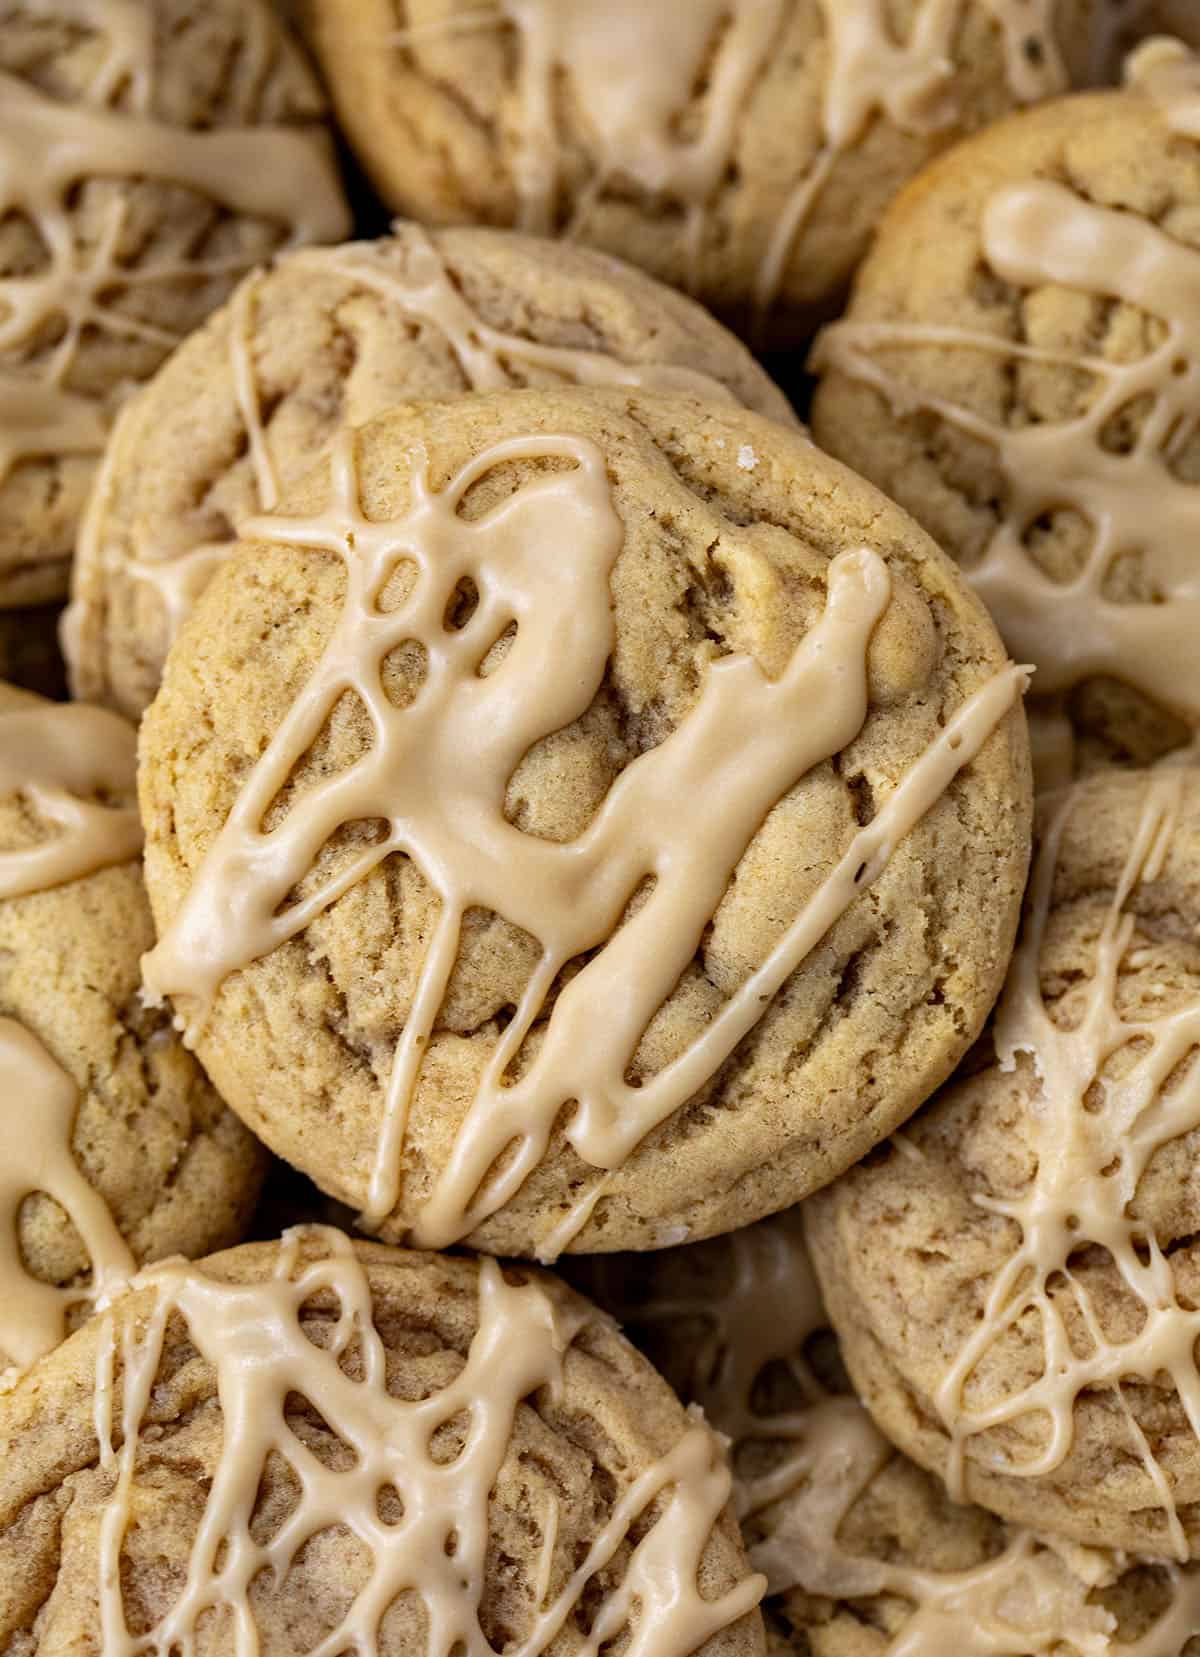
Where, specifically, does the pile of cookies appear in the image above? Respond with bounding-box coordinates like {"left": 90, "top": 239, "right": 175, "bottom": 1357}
{"left": 5, "top": 1, "right": 1200, "bottom": 1651}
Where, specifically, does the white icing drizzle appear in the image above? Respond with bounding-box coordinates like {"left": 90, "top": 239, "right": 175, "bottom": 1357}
{"left": 0, "top": 1017, "right": 134, "bottom": 1373}
{"left": 92, "top": 1228, "right": 763, "bottom": 1656}
{"left": 812, "top": 169, "right": 1200, "bottom": 730}
{"left": 0, "top": 0, "right": 349, "bottom": 488}
{"left": 926, "top": 772, "right": 1200, "bottom": 1560}
{"left": 595, "top": 1210, "right": 1200, "bottom": 1655}
{"left": 387, "top": 1, "right": 1067, "bottom": 317}
{"left": 0, "top": 698, "right": 142, "bottom": 898}
{"left": 140, "top": 420, "right": 1026, "bottom": 1251}
{"left": 94, "top": 223, "right": 752, "bottom": 654}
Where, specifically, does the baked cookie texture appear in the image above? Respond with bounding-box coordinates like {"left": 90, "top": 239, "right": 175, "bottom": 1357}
{"left": 298, "top": 0, "right": 1104, "bottom": 347}
{"left": 570, "top": 1212, "right": 1200, "bottom": 1656}
{"left": 811, "top": 67, "right": 1200, "bottom": 777}
{"left": 65, "top": 222, "right": 795, "bottom": 721}
{"left": 138, "top": 386, "right": 1031, "bottom": 1260}
{"left": 0, "top": 680, "right": 266, "bottom": 1373}
{"left": 0, "top": 0, "right": 350, "bottom": 610}
{"left": 806, "top": 768, "right": 1200, "bottom": 1559}
{"left": 0, "top": 1229, "right": 765, "bottom": 1656}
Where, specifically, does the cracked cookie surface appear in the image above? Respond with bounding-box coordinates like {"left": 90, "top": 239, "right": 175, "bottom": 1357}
{"left": 0, "top": 1231, "right": 764, "bottom": 1656}
{"left": 812, "top": 75, "right": 1200, "bottom": 775}
{"left": 0, "top": 0, "right": 348, "bottom": 608}
{"left": 65, "top": 222, "right": 793, "bottom": 721}
{"left": 138, "top": 387, "right": 1030, "bottom": 1258}
{"left": 298, "top": 0, "right": 1103, "bottom": 346}
{"left": 807, "top": 768, "right": 1200, "bottom": 1558}
{"left": 0, "top": 681, "right": 266, "bottom": 1373}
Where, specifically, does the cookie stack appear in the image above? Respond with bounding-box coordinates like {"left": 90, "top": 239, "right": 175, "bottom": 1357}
{"left": 3, "top": 3, "right": 1200, "bottom": 1652}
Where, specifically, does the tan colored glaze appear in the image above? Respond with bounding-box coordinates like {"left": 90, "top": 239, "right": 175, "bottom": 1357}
{"left": 812, "top": 172, "right": 1200, "bottom": 728}
{"left": 1125, "top": 34, "right": 1200, "bottom": 133}
{"left": 0, "top": 1018, "right": 134, "bottom": 1373}
{"left": 922, "top": 773, "right": 1200, "bottom": 1559}
{"left": 761, "top": 1452, "right": 1200, "bottom": 1657}
{"left": 757, "top": 0, "right": 1067, "bottom": 313}
{"left": 0, "top": 0, "right": 349, "bottom": 487}
{"left": 598, "top": 1212, "right": 1200, "bottom": 1654}
{"left": 0, "top": 693, "right": 142, "bottom": 1372}
{"left": 141, "top": 424, "right": 1026, "bottom": 1251}
{"left": 0, "top": 378, "right": 109, "bottom": 491}
{"left": 88, "top": 226, "right": 750, "bottom": 652}
{"left": 387, "top": 1, "right": 1067, "bottom": 317}
{"left": 0, "top": 699, "right": 141, "bottom": 898}
{"left": 93, "top": 1227, "right": 764, "bottom": 1655}
{"left": 501, "top": 0, "right": 785, "bottom": 259}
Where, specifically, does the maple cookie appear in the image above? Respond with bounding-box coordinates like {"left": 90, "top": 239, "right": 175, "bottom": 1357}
{"left": 65, "top": 223, "right": 795, "bottom": 721}
{"left": 812, "top": 52, "right": 1200, "bottom": 781}
{"left": 570, "top": 1213, "right": 1200, "bottom": 1656}
{"left": 0, "top": 0, "right": 350, "bottom": 611}
{"left": 138, "top": 386, "right": 1032, "bottom": 1260}
{"left": 0, "top": 1227, "right": 765, "bottom": 1656}
{"left": 807, "top": 767, "right": 1200, "bottom": 1559}
{"left": 0, "top": 680, "right": 266, "bottom": 1377}
{"left": 298, "top": 0, "right": 1103, "bottom": 346}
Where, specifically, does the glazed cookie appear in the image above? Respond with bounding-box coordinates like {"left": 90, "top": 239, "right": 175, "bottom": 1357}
{"left": 571, "top": 1213, "right": 1200, "bottom": 1656}
{"left": 298, "top": 0, "right": 1104, "bottom": 347}
{"left": 0, "top": 1227, "right": 765, "bottom": 1655}
{"left": 0, "top": 680, "right": 266, "bottom": 1376}
{"left": 0, "top": 0, "right": 350, "bottom": 609}
{"left": 807, "top": 768, "right": 1200, "bottom": 1559}
{"left": 812, "top": 51, "right": 1200, "bottom": 779}
{"left": 65, "top": 223, "right": 795, "bottom": 720}
{"left": 138, "top": 387, "right": 1032, "bottom": 1259}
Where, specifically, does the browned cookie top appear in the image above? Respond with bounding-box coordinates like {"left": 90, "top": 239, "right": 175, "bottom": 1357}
{"left": 0, "top": 1229, "right": 764, "bottom": 1656}
{"left": 299, "top": 0, "right": 1104, "bottom": 346}
{"left": 812, "top": 54, "right": 1200, "bottom": 778}
{"left": 0, "top": 680, "right": 265, "bottom": 1376}
{"left": 807, "top": 767, "right": 1200, "bottom": 1559}
{"left": 0, "top": 0, "right": 349, "bottom": 608}
{"left": 571, "top": 1210, "right": 1200, "bottom": 1657}
{"left": 65, "top": 222, "right": 794, "bottom": 721}
{"left": 138, "top": 386, "right": 1030, "bottom": 1260}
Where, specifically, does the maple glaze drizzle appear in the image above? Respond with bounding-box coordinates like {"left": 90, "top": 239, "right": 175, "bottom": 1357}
{"left": 924, "top": 772, "right": 1200, "bottom": 1562}
{"left": 382, "top": 1, "right": 1066, "bottom": 317}
{"left": 87, "top": 224, "right": 756, "bottom": 656}
{"left": 813, "top": 134, "right": 1200, "bottom": 735}
{"left": 0, "top": 692, "right": 144, "bottom": 1370}
{"left": 142, "top": 421, "right": 1024, "bottom": 1252}
{"left": 92, "top": 1228, "right": 763, "bottom": 1656}
{"left": 0, "top": 699, "right": 141, "bottom": 899}
{"left": 0, "top": 0, "right": 348, "bottom": 488}
{"left": 0, "top": 1019, "right": 134, "bottom": 1373}
{"left": 594, "top": 1210, "right": 1200, "bottom": 1654}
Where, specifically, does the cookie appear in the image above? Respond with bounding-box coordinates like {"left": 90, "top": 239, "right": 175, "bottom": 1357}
{"left": 571, "top": 1213, "right": 1200, "bottom": 1656}
{"left": 811, "top": 53, "right": 1200, "bottom": 780}
{"left": 0, "top": 1226, "right": 765, "bottom": 1655}
{"left": 137, "top": 386, "right": 1032, "bottom": 1259}
{"left": 0, "top": 0, "right": 350, "bottom": 610}
{"left": 0, "top": 680, "right": 266, "bottom": 1376}
{"left": 807, "top": 767, "right": 1200, "bottom": 1558}
{"left": 64, "top": 223, "right": 796, "bottom": 720}
{"left": 298, "top": 0, "right": 1104, "bottom": 347}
